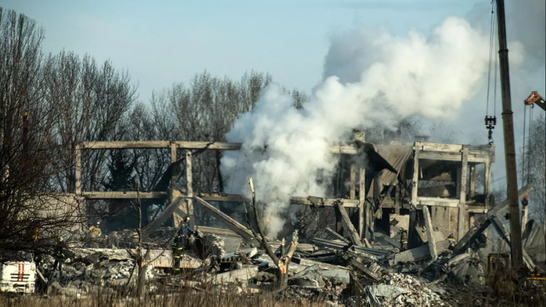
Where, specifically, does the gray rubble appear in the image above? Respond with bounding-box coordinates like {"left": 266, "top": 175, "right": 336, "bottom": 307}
{"left": 34, "top": 216, "right": 545, "bottom": 307}
{"left": 348, "top": 273, "right": 448, "bottom": 307}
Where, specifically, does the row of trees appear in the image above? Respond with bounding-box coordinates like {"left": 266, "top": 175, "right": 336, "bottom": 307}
{"left": 0, "top": 9, "right": 309, "bottom": 252}
{"left": 2, "top": 8, "right": 542, "bottom": 253}
{"left": 0, "top": 8, "right": 140, "bottom": 252}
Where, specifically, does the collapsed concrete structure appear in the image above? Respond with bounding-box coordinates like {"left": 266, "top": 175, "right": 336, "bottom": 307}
{"left": 73, "top": 131, "right": 496, "bottom": 250}
{"left": 30, "top": 135, "right": 544, "bottom": 305}
{"left": 69, "top": 134, "right": 546, "bottom": 266}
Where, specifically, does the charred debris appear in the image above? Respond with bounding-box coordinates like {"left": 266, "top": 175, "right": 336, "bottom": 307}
{"left": 35, "top": 130, "right": 545, "bottom": 306}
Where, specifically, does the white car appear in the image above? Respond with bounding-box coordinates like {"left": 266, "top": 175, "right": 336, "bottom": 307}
{"left": 0, "top": 260, "right": 36, "bottom": 294}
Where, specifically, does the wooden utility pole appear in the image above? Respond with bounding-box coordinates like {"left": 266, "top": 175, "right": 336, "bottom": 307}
{"left": 496, "top": 0, "right": 523, "bottom": 269}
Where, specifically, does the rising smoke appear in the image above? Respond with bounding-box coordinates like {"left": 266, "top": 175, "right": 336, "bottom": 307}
{"left": 220, "top": 16, "right": 516, "bottom": 238}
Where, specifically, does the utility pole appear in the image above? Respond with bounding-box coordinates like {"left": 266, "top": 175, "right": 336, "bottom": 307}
{"left": 496, "top": 0, "right": 523, "bottom": 269}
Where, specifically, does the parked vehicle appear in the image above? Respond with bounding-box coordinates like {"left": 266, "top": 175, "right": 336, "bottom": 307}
{"left": 0, "top": 253, "right": 36, "bottom": 294}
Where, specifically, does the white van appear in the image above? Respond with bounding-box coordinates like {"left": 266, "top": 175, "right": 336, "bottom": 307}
{"left": 0, "top": 260, "right": 36, "bottom": 294}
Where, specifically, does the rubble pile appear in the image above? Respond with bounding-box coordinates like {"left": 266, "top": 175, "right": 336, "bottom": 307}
{"left": 39, "top": 248, "right": 162, "bottom": 296}
{"left": 31, "top": 240, "right": 457, "bottom": 303}
{"left": 351, "top": 273, "right": 447, "bottom": 307}
{"left": 30, "top": 218, "right": 546, "bottom": 307}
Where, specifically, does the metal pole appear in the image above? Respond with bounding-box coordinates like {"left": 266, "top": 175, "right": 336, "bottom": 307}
{"left": 495, "top": 0, "right": 523, "bottom": 269}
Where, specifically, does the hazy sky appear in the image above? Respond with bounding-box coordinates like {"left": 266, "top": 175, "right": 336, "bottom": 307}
{"left": 2, "top": 0, "right": 545, "bottom": 191}
{"left": 3, "top": 0, "right": 486, "bottom": 98}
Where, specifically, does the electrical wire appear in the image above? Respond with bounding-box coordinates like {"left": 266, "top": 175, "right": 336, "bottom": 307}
{"left": 484, "top": 3, "right": 498, "bottom": 145}
{"left": 523, "top": 105, "right": 527, "bottom": 185}
{"left": 528, "top": 106, "right": 533, "bottom": 184}
{"left": 493, "top": 47, "right": 498, "bottom": 117}
{"left": 485, "top": 3, "right": 496, "bottom": 116}
{"left": 492, "top": 1, "right": 498, "bottom": 117}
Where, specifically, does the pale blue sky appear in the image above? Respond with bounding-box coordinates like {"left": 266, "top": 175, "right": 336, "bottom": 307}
{"left": 3, "top": 0, "right": 486, "bottom": 99}
{"left": 2, "top": 0, "right": 545, "bottom": 190}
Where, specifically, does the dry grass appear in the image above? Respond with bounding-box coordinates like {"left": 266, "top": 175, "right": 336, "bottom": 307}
{"left": 0, "top": 292, "right": 326, "bottom": 307}
{"left": 0, "top": 282, "right": 327, "bottom": 307}
{"left": 448, "top": 267, "right": 546, "bottom": 307}
{"left": 2, "top": 263, "right": 544, "bottom": 307}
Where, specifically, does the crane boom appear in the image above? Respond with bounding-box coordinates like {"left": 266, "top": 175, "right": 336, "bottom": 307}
{"left": 524, "top": 91, "right": 546, "bottom": 112}
{"left": 496, "top": 0, "right": 523, "bottom": 269}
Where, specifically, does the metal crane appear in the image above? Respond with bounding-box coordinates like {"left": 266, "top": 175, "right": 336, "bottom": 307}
{"left": 495, "top": 0, "right": 523, "bottom": 269}
{"left": 524, "top": 91, "right": 546, "bottom": 111}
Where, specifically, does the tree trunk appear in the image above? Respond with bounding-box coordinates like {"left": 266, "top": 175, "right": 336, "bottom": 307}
{"left": 137, "top": 262, "right": 147, "bottom": 297}
{"left": 276, "top": 269, "right": 288, "bottom": 290}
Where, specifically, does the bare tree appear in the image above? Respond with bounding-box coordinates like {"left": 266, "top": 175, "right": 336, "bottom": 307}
{"left": 44, "top": 51, "right": 137, "bottom": 193}
{"left": 519, "top": 114, "right": 545, "bottom": 223}
{"left": 247, "top": 178, "right": 298, "bottom": 290}
{"left": 0, "top": 9, "right": 81, "bottom": 254}
{"left": 147, "top": 71, "right": 271, "bottom": 224}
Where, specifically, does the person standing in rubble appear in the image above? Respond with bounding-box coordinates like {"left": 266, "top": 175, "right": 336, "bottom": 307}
{"left": 399, "top": 229, "right": 408, "bottom": 251}
{"left": 89, "top": 221, "right": 102, "bottom": 238}
{"left": 447, "top": 234, "right": 456, "bottom": 249}
{"left": 89, "top": 221, "right": 102, "bottom": 247}
{"left": 171, "top": 217, "right": 192, "bottom": 272}
{"left": 180, "top": 216, "right": 192, "bottom": 237}
{"left": 53, "top": 237, "right": 69, "bottom": 278}
{"left": 171, "top": 233, "right": 185, "bottom": 273}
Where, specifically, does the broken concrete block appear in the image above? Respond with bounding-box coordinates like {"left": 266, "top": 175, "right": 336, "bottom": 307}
{"left": 523, "top": 220, "right": 546, "bottom": 263}
{"left": 447, "top": 253, "right": 470, "bottom": 267}
{"left": 350, "top": 259, "right": 381, "bottom": 281}
{"left": 292, "top": 257, "right": 350, "bottom": 272}
{"left": 289, "top": 276, "right": 323, "bottom": 288}
{"left": 319, "top": 269, "right": 350, "bottom": 284}
{"left": 393, "top": 240, "right": 450, "bottom": 264}
{"left": 220, "top": 247, "right": 257, "bottom": 264}
{"left": 367, "top": 284, "right": 410, "bottom": 298}
{"left": 253, "top": 255, "right": 275, "bottom": 269}
{"left": 449, "top": 257, "right": 484, "bottom": 285}
{"left": 213, "top": 266, "right": 259, "bottom": 284}
{"left": 375, "top": 232, "right": 401, "bottom": 249}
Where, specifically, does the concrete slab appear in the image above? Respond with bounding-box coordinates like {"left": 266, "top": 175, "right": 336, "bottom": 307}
{"left": 393, "top": 240, "right": 450, "bottom": 264}
{"left": 213, "top": 266, "right": 259, "bottom": 284}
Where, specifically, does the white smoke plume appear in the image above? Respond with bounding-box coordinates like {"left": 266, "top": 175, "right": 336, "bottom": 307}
{"left": 220, "top": 17, "right": 498, "bottom": 238}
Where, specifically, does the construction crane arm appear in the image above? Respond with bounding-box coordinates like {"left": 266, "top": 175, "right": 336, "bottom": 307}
{"left": 524, "top": 91, "right": 546, "bottom": 112}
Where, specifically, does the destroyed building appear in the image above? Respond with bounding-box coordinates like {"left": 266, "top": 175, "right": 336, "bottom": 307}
{"left": 73, "top": 128, "right": 495, "bottom": 252}
{"left": 22, "top": 132, "right": 544, "bottom": 306}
